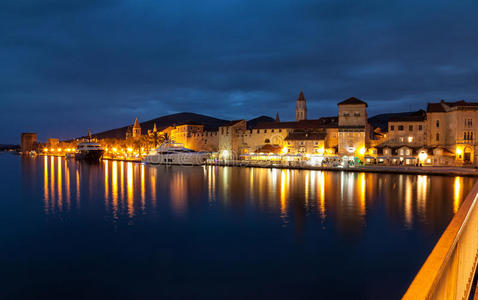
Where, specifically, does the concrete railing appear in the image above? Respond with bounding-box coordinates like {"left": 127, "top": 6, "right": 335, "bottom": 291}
{"left": 403, "top": 180, "right": 478, "bottom": 300}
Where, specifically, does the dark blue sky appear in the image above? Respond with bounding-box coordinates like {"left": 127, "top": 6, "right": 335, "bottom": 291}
{"left": 2, "top": 0, "right": 478, "bottom": 143}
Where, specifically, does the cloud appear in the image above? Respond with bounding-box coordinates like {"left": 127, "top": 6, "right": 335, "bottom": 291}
{"left": 1, "top": 0, "right": 478, "bottom": 143}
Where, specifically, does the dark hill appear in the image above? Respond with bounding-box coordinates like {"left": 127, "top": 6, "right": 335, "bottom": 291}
{"left": 368, "top": 111, "right": 424, "bottom": 132}
{"left": 91, "top": 112, "right": 230, "bottom": 139}
{"left": 246, "top": 116, "right": 275, "bottom": 129}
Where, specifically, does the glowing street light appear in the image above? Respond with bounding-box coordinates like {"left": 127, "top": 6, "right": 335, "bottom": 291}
{"left": 358, "top": 147, "right": 366, "bottom": 155}
{"left": 456, "top": 147, "right": 463, "bottom": 156}
{"left": 418, "top": 151, "right": 427, "bottom": 162}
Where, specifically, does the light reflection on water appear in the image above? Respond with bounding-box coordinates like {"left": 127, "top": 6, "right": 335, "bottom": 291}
{"left": 38, "top": 157, "right": 474, "bottom": 235}
{"left": 7, "top": 155, "right": 477, "bottom": 299}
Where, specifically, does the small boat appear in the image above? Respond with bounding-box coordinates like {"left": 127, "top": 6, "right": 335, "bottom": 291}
{"left": 75, "top": 130, "right": 104, "bottom": 162}
{"left": 144, "top": 142, "right": 210, "bottom": 165}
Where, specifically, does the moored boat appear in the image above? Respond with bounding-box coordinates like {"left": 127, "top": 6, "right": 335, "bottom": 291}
{"left": 144, "top": 142, "right": 209, "bottom": 165}
{"left": 75, "top": 130, "right": 104, "bottom": 162}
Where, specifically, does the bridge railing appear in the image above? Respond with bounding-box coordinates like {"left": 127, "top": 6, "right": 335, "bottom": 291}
{"left": 403, "top": 180, "right": 478, "bottom": 300}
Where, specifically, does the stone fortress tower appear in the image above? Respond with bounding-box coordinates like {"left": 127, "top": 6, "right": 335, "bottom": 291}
{"left": 296, "top": 90, "right": 307, "bottom": 122}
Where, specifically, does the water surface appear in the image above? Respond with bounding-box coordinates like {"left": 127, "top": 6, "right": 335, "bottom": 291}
{"left": 1, "top": 154, "right": 475, "bottom": 299}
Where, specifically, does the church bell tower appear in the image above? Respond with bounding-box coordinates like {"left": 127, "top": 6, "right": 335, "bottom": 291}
{"left": 296, "top": 90, "right": 307, "bottom": 122}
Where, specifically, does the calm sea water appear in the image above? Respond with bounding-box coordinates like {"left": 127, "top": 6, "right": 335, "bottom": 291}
{"left": 0, "top": 153, "right": 475, "bottom": 299}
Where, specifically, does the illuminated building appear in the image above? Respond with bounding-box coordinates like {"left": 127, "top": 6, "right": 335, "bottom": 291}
{"left": 337, "top": 97, "right": 369, "bottom": 156}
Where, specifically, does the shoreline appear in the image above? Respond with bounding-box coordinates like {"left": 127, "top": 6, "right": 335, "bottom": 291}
{"left": 25, "top": 154, "right": 478, "bottom": 177}
{"left": 205, "top": 161, "right": 478, "bottom": 177}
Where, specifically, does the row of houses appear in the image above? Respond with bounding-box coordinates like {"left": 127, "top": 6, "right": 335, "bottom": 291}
{"left": 132, "top": 92, "right": 478, "bottom": 166}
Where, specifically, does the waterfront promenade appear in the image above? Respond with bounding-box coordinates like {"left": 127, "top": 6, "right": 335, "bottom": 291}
{"left": 207, "top": 160, "right": 478, "bottom": 177}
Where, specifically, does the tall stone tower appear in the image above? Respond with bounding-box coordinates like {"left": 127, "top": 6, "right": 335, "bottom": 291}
{"left": 337, "top": 97, "right": 368, "bottom": 156}
{"left": 296, "top": 90, "right": 307, "bottom": 122}
{"left": 132, "top": 118, "right": 141, "bottom": 138}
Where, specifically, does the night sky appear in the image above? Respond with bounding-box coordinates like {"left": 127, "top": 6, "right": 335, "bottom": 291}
{"left": 2, "top": 0, "right": 478, "bottom": 144}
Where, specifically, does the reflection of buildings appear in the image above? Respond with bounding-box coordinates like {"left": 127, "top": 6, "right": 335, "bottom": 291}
{"left": 35, "top": 156, "right": 475, "bottom": 238}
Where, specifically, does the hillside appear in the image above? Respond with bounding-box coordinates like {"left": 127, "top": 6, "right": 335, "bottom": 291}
{"left": 368, "top": 110, "right": 425, "bottom": 132}
{"left": 90, "top": 113, "right": 274, "bottom": 139}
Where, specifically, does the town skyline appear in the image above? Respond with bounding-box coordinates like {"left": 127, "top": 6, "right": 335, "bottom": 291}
{"left": 8, "top": 94, "right": 474, "bottom": 144}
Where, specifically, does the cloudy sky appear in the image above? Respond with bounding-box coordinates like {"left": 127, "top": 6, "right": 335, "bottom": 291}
{"left": 2, "top": 0, "right": 478, "bottom": 143}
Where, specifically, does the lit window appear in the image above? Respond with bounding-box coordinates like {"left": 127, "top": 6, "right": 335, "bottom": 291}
{"left": 408, "top": 136, "right": 413, "bottom": 143}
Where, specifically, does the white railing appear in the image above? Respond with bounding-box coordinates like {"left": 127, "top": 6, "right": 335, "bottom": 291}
{"left": 403, "top": 180, "right": 478, "bottom": 300}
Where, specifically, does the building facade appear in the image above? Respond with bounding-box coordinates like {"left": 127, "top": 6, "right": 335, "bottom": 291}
{"left": 149, "top": 92, "right": 478, "bottom": 167}
{"left": 337, "top": 97, "right": 369, "bottom": 157}
{"left": 426, "top": 100, "right": 478, "bottom": 165}
{"left": 386, "top": 110, "right": 427, "bottom": 147}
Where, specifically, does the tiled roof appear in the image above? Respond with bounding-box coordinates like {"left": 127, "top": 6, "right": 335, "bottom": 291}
{"left": 427, "top": 100, "right": 478, "bottom": 112}
{"left": 133, "top": 118, "right": 141, "bottom": 128}
{"left": 426, "top": 102, "right": 446, "bottom": 113}
{"left": 253, "top": 117, "right": 338, "bottom": 130}
{"left": 445, "top": 100, "right": 478, "bottom": 107}
{"left": 284, "top": 131, "right": 327, "bottom": 141}
{"left": 337, "top": 97, "right": 368, "bottom": 107}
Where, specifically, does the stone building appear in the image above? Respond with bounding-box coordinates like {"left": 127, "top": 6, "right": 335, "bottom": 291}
{"left": 147, "top": 91, "right": 478, "bottom": 167}
{"left": 337, "top": 97, "right": 369, "bottom": 156}
{"left": 47, "top": 138, "right": 60, "bottom": 148}
{"left": 21, "top": 133, "right": 37, "bottom": 153}
{"left": 426, "top": 100, "right": 478, "bottom": 165}
{"left": 164, "top": 123, "right": 219, "bottom": 152}
{"left": 386, "top": 110, "right": 427, "bottom": 147}
{"left": 241, "top": 117, "right": 338, "bottom": 155}
{"left": 218, "top": 120, "right": 247, "bottom": 159}
{"left": 284, "top": 131, "right": 326, "bottom": 154}
{"left": 188, "top": 130, "right": 219, "bottom": 152}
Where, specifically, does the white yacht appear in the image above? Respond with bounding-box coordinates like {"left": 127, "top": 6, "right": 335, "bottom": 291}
{"left": 144, "top": 142, "right": 210, "bottom": 165}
